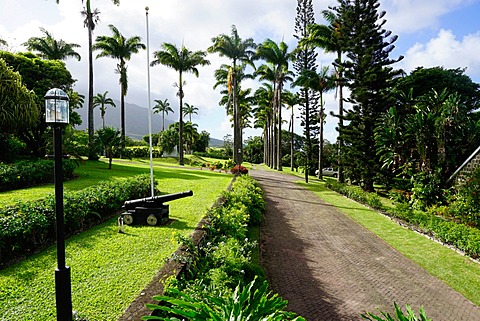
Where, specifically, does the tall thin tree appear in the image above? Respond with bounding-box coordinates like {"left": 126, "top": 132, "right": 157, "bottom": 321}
{"left": 92, "top": 91, "right": 116, "bottom": 129}
{"left": 93, "top": 24, "right": 145, "bottom": 147}
{"left": 151, "top": 43, "right": 210, "bottom": 165}
{"left": 153, "top": 98, "right": 173, "bottom": 131}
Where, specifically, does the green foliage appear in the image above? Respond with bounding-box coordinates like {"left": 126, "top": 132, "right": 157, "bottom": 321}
{"left": 326, "top": 180, "right": 383, "bottom": 210}
{"left": 194, "top": 147, "right": 231, "bottom": 160}
{"left": 126, "top": 146, "right": 163, "bottom": 158}
{"left": 409, "top": 171, "right": 444, "bottom": 211}
{"left": 0, "top": 159, "right": 76, "bottom": 192}
{"left": 447, "top": 166, "right": 480, "bottom": 226}
{"left": 145, "top": 277, "right": 305, "bottom": 321}
{"left": 361, "top": 303, "right": 431, "bottom": 321}
{"left": 0, "top": 174, "right": 152, "bottom": 264}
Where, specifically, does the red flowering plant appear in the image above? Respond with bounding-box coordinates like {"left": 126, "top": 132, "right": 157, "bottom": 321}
{"left": 231, "top": 165, "right": 248, "bottom": 175}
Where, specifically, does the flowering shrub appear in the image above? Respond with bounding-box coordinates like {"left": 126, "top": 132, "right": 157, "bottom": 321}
{"left": 231, "top": 165, "right": 248, "bottom": 175}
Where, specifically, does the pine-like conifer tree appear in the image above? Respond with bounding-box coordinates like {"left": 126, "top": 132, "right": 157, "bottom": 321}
{"left": 332, "top": 0, "right": 403, "bottom": 191}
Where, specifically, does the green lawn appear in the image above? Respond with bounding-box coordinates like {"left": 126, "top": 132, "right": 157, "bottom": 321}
{"left": 290, "top": 173, "right": 480, "bottom": 306}
{"left": 0, "top": 159, "right": 233, "bottom": 320}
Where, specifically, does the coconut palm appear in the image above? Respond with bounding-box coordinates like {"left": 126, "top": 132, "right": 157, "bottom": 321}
{"left": 95, "top": 126, "right": 122, "bottom": 169}
{"left": 255, "top": 39, "right": 294, "bottom": 171}
{"left": 23, "top": 28, "right": 81, "bottom": 61}
{"left": 183, "top": 103, "right": 198, "bottom": 122}
{"left": 92, "top": 91, "right": 116, "bottom": 129}
{"left": 151, "top": 42, "right": 210, "bottom": 165}
{"left": 93, "top": 24, "right": 145, "bottom": 147}
{"left": 183, "top": 121, "right": 199, "bottom": 154}
{"left": 153, "top": 98, "right": 173, "bottom": 131}
{"left": 294, "top": 67, "right": 335, "bottom": 179}
{"left": 208, "top": 25, "right": 256, "bottom": 166}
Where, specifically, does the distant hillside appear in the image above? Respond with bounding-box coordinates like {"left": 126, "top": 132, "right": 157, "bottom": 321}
{"left": 75, "top": 100, "right": 224, "bottom": 147}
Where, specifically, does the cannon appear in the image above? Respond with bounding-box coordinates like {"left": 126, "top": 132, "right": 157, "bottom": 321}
{"left": 120, "top": 190, "right": 193, "bottom": 226}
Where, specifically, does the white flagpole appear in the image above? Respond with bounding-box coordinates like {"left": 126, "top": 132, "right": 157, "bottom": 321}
{"left": 146, "top": 6, "right": 154, "bottom": 197}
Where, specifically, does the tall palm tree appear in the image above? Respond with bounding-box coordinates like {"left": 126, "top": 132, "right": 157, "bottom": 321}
{"left": 253, "top": 83, "right": 274, "bottom": 165}
{"left": 282, "top": 90, "right": 299, "bottom": 171}
{"left": 92, "top": 91, "right": 116, "bottom": 129}
{"left": 294, "top": 67, "right": 335, "bottom": 179}
{"left": 151, "top": 43, "right": 210, "bottom": 165}
{"left": 23, "top": 28, "right": 81, "bottom": 61}
{"left": 93, "top": 24, "right": 145, "bottom": 147}
{"left": 255, "top": 39, "right": 294, "bottom": 171}
{"left": 208, "top": 25, "right": 256, "bottom": 166}
{"left": 301, "top": 9, "right": 345, "bottom": 181}
{"left": 153, "top": 98, "right": 173, "bottom": 131}
{"left": 183, "top": 103, "right": 198, "bottom": 122}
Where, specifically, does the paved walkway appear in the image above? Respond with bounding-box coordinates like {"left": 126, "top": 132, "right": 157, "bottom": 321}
{"left": 250, "top": 168, "right": 480, "bottom": 321}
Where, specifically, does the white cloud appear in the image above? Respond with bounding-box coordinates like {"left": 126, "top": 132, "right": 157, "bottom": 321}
{"left": 401, "top": 29, "right": 480, "bottom": 77}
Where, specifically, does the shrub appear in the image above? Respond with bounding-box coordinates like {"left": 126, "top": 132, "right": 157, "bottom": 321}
{"left": 361, "top": 303, "right": 431, "bottom": 321}
{"left": 0, "top": 174, "right": 152, "bottom": 265}
{"left": 0, "top": 159, "right": 77, "bottom": 192}
{"left": 126, "top": 146, "right": 163, "bottom": 158}
{"left": 231, "top": 165, "right": 248, "bottom": 175}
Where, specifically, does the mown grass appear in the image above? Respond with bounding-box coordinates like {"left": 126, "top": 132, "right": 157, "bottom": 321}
{"left": 293, "top": 177, "right": 480, "bottom": 306}
{"left": 0, "top": 159, "right": 233, "bottom": 320}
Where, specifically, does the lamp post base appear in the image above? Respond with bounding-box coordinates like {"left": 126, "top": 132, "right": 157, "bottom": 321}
{"left": 55, "top": 266, "right": 72, "bottom": 321}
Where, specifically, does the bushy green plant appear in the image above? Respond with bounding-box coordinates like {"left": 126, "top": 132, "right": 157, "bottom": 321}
{"left": 326, "top": 180, "right": 383, "bottom": 210}
{"left": 409, "top": 171, "right": 444, "bottom": 210}
{"left": 447, "top": 166, "right": 480, "bottom": 227}
{"left": 126, "top": 146, "right": 163, "bottom": 158}
{"left": 225, "top": 175, "right": 265, "bottom": 226}
{"left": 144, "top": 278, "right": 306, "bottom": 321}
{"left": 0, "top": 174, "right": 152, "bottom": 264}
{"left": 361, "top": 303, "right": 431, "bottom": 321}
{"left": 0, "top": 159, "right": 77, "bottom": 192}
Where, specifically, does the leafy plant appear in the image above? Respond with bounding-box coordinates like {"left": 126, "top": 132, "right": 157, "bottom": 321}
{"left": 361, "top": 303, "right": 431, "bottom": 321}
{"left": 144, "top": 278, "right": 305, "bottom": 321}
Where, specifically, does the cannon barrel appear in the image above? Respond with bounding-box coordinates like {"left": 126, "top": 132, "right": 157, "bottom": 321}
{"left": 124, "top": 190, "right": 193, "bottom": 210}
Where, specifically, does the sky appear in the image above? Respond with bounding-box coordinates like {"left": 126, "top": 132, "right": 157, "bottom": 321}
{"left": 1, "top": 0, "right": 479, "bottom": 142}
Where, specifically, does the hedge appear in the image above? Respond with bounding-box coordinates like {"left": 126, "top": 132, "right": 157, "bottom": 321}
{"left": 325, "top": 181, "right": 480, "bottom": 259}
{"left": 0, "top": 159, "right": 77, "bottom": 192}
{"left": 0, "top": 174, "right": 152, "bottom": 266}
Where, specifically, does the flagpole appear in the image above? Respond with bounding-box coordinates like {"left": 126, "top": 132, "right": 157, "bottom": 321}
{"left": 146, "top": 6, "right": 155, "bottom": 197}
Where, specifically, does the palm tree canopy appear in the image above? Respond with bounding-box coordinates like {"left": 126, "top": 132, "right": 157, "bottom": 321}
{"left": 183, "top": 103, "right": 199, "bottom": 118}
{"left": 93, "top": 91, "right": 116, "bottom": 110}
{"left": 93, "top": 24, "right": 145, "bottom": 62}
{"left": 153, "top": 98, "right": 174, "bottom": 115}
{"left": 151, "top": 43, "right": 210, "bottom": 77}
{"left": 208, "top": 25, "right": 256, "bottom": 68}
{"left": 23, "top": 27, "right": 81, "bottom": 61}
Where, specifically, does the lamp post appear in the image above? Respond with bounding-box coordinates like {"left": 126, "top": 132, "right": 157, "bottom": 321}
{"left": 45, "top": 88, "right": 73, "bottom": 321}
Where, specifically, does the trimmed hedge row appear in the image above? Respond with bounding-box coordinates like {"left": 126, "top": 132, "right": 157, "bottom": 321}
{"left": 0, "top": 174, "right": 152, "bottom": 265}
{"left": 0, "top": 159, "right": 77, "bottom": 192}
{"left": 326, "top": 180, "right": 480, "bottom": 259}
{"left": 125, "top": 146, "right": 163, "bottom": 158}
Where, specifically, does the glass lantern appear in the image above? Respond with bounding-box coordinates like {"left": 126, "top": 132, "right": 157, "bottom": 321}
{"left": 45, "top": 88, "right": 69, "bottom": 124}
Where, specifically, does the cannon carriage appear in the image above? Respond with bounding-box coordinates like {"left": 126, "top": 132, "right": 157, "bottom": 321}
{"left": 120, "top": 190, "right": 193, "bottom": 226}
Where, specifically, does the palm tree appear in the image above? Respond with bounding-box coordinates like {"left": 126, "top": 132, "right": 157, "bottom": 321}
{"left": 301, "top": 9, "right": 345, "bottom": 181}
{"left": 92, "top": 91, "right": 116, "bottom": 129}
{"left": 153, "top": 98, "right": 173, "bottom": 131}
{"left": 253, "top": 83, "right": 274, "bottom": 165}
{"left": 255, "top": 39, "right": 294, "bottom": 171}
{"left": 283, "top": 90, "right": 299, "bottom": 171}
{"left": 294, "top": 67, "right": 335, "bottom": 179}
{"left": 208, "top": 25, "right": 256, "bottom": 166}
{"left": 183, "top": 121, "right": 199, "bottom": 154}
{"left": 23, "top": 28, "right": 81, "bottom": 61}
{"left": 54, "top": 0, "right": 119, "bottom": 159}
{"left": 183, "top": 103, "right": 198, "bottom": 122}
{"left": 151, "top": 43, "right": 210, "bottom": 165}
{"left": 93, "top": 24, "right": 145, "bottom": 148}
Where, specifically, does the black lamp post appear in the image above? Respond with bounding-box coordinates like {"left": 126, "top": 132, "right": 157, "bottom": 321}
{"left": 45, "top": 88, "right": 73, "bottom": 321}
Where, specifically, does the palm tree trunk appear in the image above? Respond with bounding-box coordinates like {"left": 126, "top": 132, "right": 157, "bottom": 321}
{"left": 290, "top": 106, "right": 294, "bottom": 171}
{"left": 87, "top": 4, "right": 95, "bottom": 160}
{"left": 179, "top": 72, "right": 184, "bottom": 165}
{"left": 277, "top": 83, "right": 283, "bottom": 171}
{"left": 337, "top": 51, "right": 345, "bottom": 183}
{"left": 318, "top": 92, "right": 324, "bottom": 179}
{"left": 162, "top": 111, "right": 165, "bottom": 131}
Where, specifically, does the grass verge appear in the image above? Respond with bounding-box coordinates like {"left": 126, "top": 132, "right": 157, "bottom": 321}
{"left": 296, "top": 178, "right": 480, "bottom": 306}
{"left": 0, "top": 162, "right": 232, "bottom": 320}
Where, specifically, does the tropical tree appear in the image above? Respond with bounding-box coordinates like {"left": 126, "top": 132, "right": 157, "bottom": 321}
{"left": 300, "top": 8, "right": 346, "bottom": 182}
{"left": 23, "top": 28, "right": 81, "bottom": 61}
{"left": 293, "top": 0, "right": 320, "bottom": 182}
{"left": 92, "top": 91, "right": 116, "bottom": 129}
{"left": 93, "top": 24, "right": 145, "bottom": 148}
{"left": 208, "top": 25, "right": 256, "bottom": 166}
{"left": 183, "top": 103, "right": 198, "bottom": 122}
{"left": 294, "top": 66, "right": 335, "bottom": 179}
{"left": 0, "top": 58, "right": 37, "bottom": 136}
{"left": 95, "top": 126, "right": 122, "bottom": 169}
{"left": 332, "top": 0, "right": 403, "bottom": 192}
{"left": 255, "top": 39, "right": 294, "bottom": 171}
{"left": 282, "top": 90, "right": 299, "bottom": 171}
{"left": 253, "top": 83, "right": 274, "bottom": 165}
{"left": 183, "top": 121, "right": 199, "bottom": 154}
{"left": 151, "top": 43, "right": 210, "bottom": 165}
{"left": 153, "top": 98, "right": 173, "bottom": 131}
{"left": 159, "top": 123, "right": 179, "bottom": 155}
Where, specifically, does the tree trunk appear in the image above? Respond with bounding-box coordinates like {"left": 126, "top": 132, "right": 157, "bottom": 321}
{"left": 179, "top": 72, "right": 184, "bottom": 165}
{"left": 277, "top": 83, "right": 283, "bottom": 171}
{"left": 290, "top": 108, "right": 294, "bottom": 171}
{"left": 337, "top": 51, "right": 345, "bottom": 183}
{"left": 318, "top": 92, "right": 324, "bottom": 179}
{"left": 87, "top": 8, "right": 95, "bottom": 160}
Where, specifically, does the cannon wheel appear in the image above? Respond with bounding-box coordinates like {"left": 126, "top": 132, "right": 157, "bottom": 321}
{"left": 146, "top": 214, "right": 158, "bottom": 226}
{"left": 123, "top": 214, "right": 134, "bottom": 225}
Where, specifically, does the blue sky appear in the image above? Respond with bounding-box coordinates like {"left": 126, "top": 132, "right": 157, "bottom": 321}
{"left": 1, "top": 0, "right": 479, "bottom": 142}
